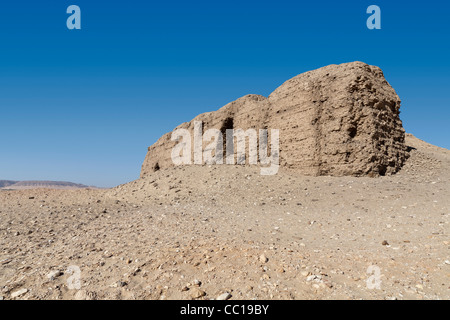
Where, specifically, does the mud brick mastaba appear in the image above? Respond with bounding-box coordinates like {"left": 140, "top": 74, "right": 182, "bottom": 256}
{"left": 141, "top": 62, "right": 408, "bottom": 177}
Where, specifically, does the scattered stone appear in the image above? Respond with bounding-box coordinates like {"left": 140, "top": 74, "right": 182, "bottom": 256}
{"left": 47, "top": 270, "right": 63, "bottom": 280}
{"left": 259, "top": 254, "right": 268, "bottom": 263}
{"left": 216, "top": 292, "right": 232, "bottom": 300}
{"left": 189, "top": 288, "right": 206, "bottom": 299}
{"left": 306, "top": 275, "right": 316, "bottom": 282}
{"left": 193, "top": 279, "right": 202, "bottom": 287}
{"left": 74, "top": 290, "right": 87, "bottom": 300}
{"left": 74, "top": 290, "right": 95, "bottom": 300}
{"left": 382, "top": 240, "right": 389, "bottom": 246}
{"left": 110, "top": 281, "right": 128, "bottom": 288}
{"left": 11, "top": 288, "right": 28, "bottom": 298}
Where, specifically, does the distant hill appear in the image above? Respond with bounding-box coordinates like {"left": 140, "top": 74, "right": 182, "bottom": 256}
{"left": 0, "top": 180, "right": 17, "bottom": 188}
{"left": 0, "top": 180, "right": 95, "bottom": 190}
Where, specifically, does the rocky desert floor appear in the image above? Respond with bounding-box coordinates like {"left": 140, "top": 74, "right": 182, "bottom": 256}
{"left": 0, "top": 134, "right": 449, "bottom": 300}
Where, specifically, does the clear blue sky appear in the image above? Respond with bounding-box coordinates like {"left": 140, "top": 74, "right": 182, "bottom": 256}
{"left": 0, "top": 0, "right": 449, "bottom": 187}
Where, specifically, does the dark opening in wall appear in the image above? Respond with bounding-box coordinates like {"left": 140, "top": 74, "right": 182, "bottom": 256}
{"left": 348, "top": 126, "right": 357, "bottom": 138}
{"left": 153, "top": 162, "right": 160, "bottom": 172}
{"left": 220, "top": 117, "right": 234, "bottom": 135}
{"left": 220, "top": 117, "right": 234, "bottom": 160}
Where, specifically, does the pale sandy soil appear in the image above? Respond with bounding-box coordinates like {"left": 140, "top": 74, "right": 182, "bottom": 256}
{"left": 0, "top": 134, "right": 449, "bottom": 300}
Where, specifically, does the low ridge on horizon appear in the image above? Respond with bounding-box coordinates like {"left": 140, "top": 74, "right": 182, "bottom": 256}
{"left": 0, "top": 180, "right": 96, "bottom": 190}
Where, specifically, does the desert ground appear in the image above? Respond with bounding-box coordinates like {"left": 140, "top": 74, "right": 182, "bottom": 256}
{"left": 0, "top": 134, "right": 449, "bottom": 300}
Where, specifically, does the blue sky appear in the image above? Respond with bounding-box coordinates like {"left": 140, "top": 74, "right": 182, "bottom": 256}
{"left": 0, "top": 0, "right": 449, "bottom": 187}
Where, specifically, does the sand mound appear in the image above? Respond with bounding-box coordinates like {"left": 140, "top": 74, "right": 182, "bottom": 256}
{"left": 1, "top": 133, "right": 448, "bottom": 300}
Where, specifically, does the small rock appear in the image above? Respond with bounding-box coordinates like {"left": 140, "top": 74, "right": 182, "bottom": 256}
{"left": 181, "top": 286, "right": 189, "bottom": 292}
{"left": 74, "top": 290, "right": 95, "bottom": 300}
{"left": 0, "top": 296, "right": 3, "bottom": 300}
{"left": 382, "top": 240, "right": 389, "bottom": 246}
{"left": 75, "top": 290, "right": 87, "bottom": 300}
{"left": 112, "top": 281, "right": 127, "bottom": 288}
{"left": 306, "top": 275, "right": 317, "bottom": 282}
{"left": 259, "top": 254, "right": 268, "bottom": 263}
{"left": 189, "top": 288, "right": 206, "bottom": 299}
{"left": 193, "top": 279, "right": 201, "bottom": 287}
{"left": 47, "top": 270, "right": 63, "bottom": 280}
{"left": 216, "top": 292, "right": 232, "bottom": 300}
{"left": 11, "top": 288, "right": 28, "bottom": 298}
